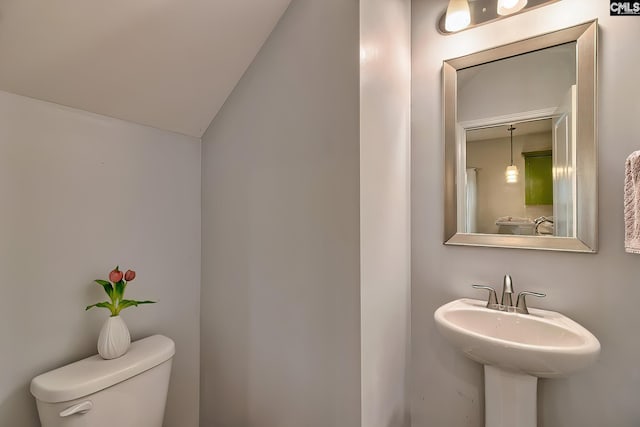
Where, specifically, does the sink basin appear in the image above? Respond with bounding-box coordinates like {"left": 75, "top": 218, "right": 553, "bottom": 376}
{"left": 434, "top": 298, "right": 600, "bottom": 378}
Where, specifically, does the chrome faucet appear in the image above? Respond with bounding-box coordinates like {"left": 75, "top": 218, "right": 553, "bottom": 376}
{"left": 501, "top": 274, "right": 514, "bottom": 307}
{"left": 472, "top": 274, "right": 546, "bottom": 314}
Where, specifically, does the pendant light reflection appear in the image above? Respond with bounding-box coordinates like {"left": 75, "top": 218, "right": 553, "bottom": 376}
{"left": 445, "top": 0, "right": 471, "bottom": 32}
{"left": 505, "top": 125, "right": 519, "bottom": 184}
{"left": 505, "top": 165, "right": 519, "bottom": 183}
{"left": 497, "top": 0, "right": 528, "bottom": 16}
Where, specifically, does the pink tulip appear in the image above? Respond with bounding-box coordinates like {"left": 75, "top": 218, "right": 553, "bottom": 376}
{"left": 124, "top": 270, "right": 136, "bottom": 282}
{"left": 109, "top": 268, "right": 123, "bottom": 283}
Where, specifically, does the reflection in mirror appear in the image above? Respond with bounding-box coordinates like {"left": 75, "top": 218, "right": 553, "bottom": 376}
{"left": 465, "top": 119, "right": 562, "bottom": 236}
{"left": 443, "top": 21, "right": 597, "bottom": 252}
{"left": 457, "top": 42, "right": 576, "bottom": 125}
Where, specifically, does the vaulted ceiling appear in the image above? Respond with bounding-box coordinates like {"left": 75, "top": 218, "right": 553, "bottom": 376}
{"left": 0, "top": 0, "right": 292, "bottom": 137}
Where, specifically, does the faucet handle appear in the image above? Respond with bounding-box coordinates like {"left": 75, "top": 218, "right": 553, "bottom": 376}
{"left": 515, "top": 291, "right": 546, "bottom": 314}
{"left": 472, "top": 285, "right": 499, "bottom": 309}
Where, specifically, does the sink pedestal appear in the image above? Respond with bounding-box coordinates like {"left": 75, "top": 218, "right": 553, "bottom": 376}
{"left": 484, "top": 366, "right": 537, "bottom": 427}
{"left": 435, "top": 298, "right": 600, "bottom": 426}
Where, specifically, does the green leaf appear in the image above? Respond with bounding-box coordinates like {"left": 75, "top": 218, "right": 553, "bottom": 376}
{"left": 114, "top": 299, "right": 156, "bottom": 315}
{"left": 85, "top": 301, "right": 114, "bottom": 312}
{"left": 118, "top": 299, "right": 139, "bottom": 309}
{"left": 95, "top": 280, "right": 114, "bottom": 299}
{"left": 115, "top": 280, "right": 125, "bottom": 300}
{"left": 121, "top": 299, "right": 156, "bottom": 307}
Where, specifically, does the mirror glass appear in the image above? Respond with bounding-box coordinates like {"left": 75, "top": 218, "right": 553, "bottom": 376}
{"left": 444, "top": 22, "right": 597, "bottom": 252}
{"left": 465, "top": 118, "right": 559, "bottom": 235}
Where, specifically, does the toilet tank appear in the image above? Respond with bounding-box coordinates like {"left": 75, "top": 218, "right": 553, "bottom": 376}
{"left": 31, "top": 335, "right": 175, "bottom": 427}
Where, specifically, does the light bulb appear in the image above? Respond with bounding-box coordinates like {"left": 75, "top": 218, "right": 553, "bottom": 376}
{"left": 445, "top": 0, "right": 471, "bottom": 32}
{"left": 501, "top": 0, "right": 519, "bottom": 7}
{"left": 505, "top": 165, "right": 519, "bottom": 183}
{"left": 497, "top": 0, "right": 527, "bottom": 15}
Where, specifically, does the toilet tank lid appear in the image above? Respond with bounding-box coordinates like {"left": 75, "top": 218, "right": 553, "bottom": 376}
{"left": 30, "top": 334, "right": 175, "bottom": 403}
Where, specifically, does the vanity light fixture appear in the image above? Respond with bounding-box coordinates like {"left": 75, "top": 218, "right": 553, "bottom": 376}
{"left": 505, "top": 125, "right": 519, "bottom": 184}
{"left": 438, "top": 0, "right": 558, "bottom": 34}
{"left": 497, "top": 0, "right": 528, "bottom": 15}
{"left": 445, "top": 0, "right": 471, "bottom": 32}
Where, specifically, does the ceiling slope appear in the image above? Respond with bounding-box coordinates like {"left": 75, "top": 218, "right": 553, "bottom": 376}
{"left": 0, "top": 0, "right": 292, "bottom": 137}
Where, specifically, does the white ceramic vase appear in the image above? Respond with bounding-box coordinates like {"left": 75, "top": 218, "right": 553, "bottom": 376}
{"left": 97, "top": 315, "right": 131, "bottom": 359}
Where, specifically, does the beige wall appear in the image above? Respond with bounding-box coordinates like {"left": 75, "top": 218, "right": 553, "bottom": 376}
{"left": 0, "top": 91, "right": 201, "bottom": 427}
{"left": 412, "top": 1, "right": 640, "bottom": 426}
{"left": 360, "top": 0, "right": 411, "bottom": 426}
{"left": 200, "top": 0, "right": 361, "bottom": 425}
{"left": 467, "top": 132, "right": 553, "bottom": 234}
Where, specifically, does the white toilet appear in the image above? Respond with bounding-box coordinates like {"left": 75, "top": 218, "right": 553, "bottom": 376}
{"left": 30, "top": 334, "right": 175, "bottom": 427}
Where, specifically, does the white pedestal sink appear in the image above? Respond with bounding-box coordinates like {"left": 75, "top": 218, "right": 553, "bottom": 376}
{"left": 434, "top": 298, "right": 600, "bottom": 427}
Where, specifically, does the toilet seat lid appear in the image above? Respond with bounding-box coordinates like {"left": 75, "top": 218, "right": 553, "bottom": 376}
{"left": 30, "top": 334, "right": 175, "bottom": 403}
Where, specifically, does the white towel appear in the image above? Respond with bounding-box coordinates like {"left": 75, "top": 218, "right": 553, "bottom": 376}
{"left": 537, "top": 221, "right": 554, "bottom": 235}
{"left": 624, "top": 151, "right": 640, "bottom": 253}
